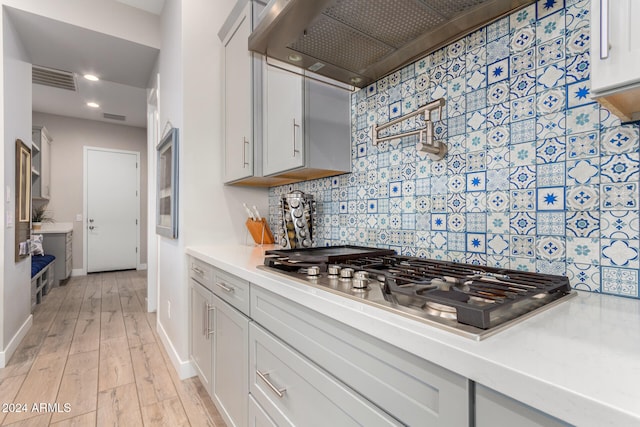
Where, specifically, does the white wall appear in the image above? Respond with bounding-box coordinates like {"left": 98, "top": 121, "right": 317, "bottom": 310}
{"left": 1, "top": 8, "right": 32, "bottom": 366}
{"left": 32, "top": 112, "right": 148, "bottom": 272}
{"left": 155, "top": 0, "right": 269, "bottom": 378}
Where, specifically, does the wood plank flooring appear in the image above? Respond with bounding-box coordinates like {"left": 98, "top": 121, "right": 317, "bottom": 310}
{"left": 0, "top": 271, "right": 225, "bottom": 427}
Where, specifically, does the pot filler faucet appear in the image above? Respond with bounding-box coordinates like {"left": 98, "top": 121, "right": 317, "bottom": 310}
{"left": 372, "top": 98, "right": 447, "bottom": 160}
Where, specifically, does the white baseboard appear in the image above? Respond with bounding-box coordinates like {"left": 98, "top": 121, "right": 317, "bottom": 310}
{"left": 137, "top": 264, "right": 148, "bottom": 270}
{"left": 71, "top": 268, "right": 86, "bottom": 277}
{"left": 0, "top": 315, "right": 32, "bottom": 368}
{"left": 156, "top": 319, "right": 196, "bottom": 380}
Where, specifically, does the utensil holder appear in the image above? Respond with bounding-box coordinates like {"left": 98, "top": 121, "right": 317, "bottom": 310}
{"left": 245, "top": 218, "right": 275, "bottom": 245}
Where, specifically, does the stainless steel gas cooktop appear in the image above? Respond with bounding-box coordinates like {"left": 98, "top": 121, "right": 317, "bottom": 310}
{"left": 260, "top": 246, "right": 576, "bottom": 340}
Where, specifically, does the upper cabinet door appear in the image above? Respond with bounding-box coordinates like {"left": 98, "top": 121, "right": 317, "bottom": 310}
{"left": 263, "top": 63, "right": 304, "bottom": 176}
{"left": 223, "top": 4, "right": 253, "bottom": 183}
{"left": 591, "top": 0, "right": 640, "bottom": 94}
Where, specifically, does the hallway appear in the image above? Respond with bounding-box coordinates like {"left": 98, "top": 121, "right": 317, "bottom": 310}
{"left": 0, "top": 271, "right": 224, "bottom": 426}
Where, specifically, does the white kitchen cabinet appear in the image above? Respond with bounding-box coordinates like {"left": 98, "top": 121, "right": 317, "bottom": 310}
{"left": 249, "top": 322, "right": 400, "bottom": 427}
{"left": 220, "top": 1, "right": 264, "bottom": 183}
{"left": 188, "top": 256, "right": 250, "bottom": 427}
{"left": 250, "top": 285, "right": 471, "bottom": 427}
{"left": 212, "top": 293, "right": 249, "bottom": 427}
{"left": 32, "top": 126, "right": 52, "bottom": 199}
{"left": 190, "top": 278, "right": 213, "bottom": 390}
{"left": 41, "top": 228, "right": 72, "bottom": 282}
{"left": 591, "top": 0, "right": 640, "bottom": 120}
{"left": 263, "top": 61, "right": 351, "bottom": 180}
{"left": 475, "top": 384, "right": 571, "bottom": 427}
{"left": 263, "top": 64, "right": 304, "bottom": 175}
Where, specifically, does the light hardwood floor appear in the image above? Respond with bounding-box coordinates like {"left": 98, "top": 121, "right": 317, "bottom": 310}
{"left": 0, "top": 271, "right": 226, "bottom": 427}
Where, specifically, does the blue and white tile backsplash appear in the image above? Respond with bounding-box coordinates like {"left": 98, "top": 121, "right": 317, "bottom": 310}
{"left": 268, "top": 0, "right": 640, "bottom": 299}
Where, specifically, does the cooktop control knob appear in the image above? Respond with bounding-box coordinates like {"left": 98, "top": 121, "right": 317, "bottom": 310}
{"left": 352, "top": 271, "right": 369, "bottom": 289}
{"left": 327, "top": 265, "right": 341, "bottom": 277}
{"left": 307, "top": 266, "right": 320, "bottom": 277}
{"left": 340, "top": 268, "right": 354, "bottom": 279}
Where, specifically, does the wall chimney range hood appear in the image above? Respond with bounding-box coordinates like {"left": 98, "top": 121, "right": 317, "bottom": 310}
{"left": 249, "top": 0, "right": 534, "bottom": 88}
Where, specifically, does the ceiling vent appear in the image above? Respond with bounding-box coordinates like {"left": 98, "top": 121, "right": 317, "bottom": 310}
{"left": 32, "top": 65, "right": 76, "bottom": 91}
{"left": 103, "top": 113, "right": 126, "bottom": 121}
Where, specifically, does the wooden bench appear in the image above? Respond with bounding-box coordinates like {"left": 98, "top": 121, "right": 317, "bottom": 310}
{"left": 31, "top": 255, "right": 56, "bottom": 311}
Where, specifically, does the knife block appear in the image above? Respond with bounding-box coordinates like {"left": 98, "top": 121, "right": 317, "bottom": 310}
{"left": 245, "top": 218, "right": 275, "bottom": 245}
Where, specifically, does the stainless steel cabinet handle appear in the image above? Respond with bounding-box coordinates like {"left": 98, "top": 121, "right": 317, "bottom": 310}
{"left": 292, "top": 118, "right": 301, "bottom": 157}
{"left": 206, "top": 303, "right": 214, "bottom": 338}
{"left": 242, "top": 136, "right": 249, "bottom": 167}
{"left": 257, "top": 370, "right": 286, "bottom": 398}
{"left": 215, "top": 282, "right": 235, "bottom": 293}
{"left": 600, "top": 0, "right": 609, "bottom": 59}
{"left": 202, "top": 301, "right": 207, "bottom": 337}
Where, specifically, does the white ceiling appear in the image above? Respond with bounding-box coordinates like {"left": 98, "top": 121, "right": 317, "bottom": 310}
{"left": 6, "top": 5, "right": 161, "bottom": 128}
{"left": 116, "top": 0, "right": 165, "bottom": 15}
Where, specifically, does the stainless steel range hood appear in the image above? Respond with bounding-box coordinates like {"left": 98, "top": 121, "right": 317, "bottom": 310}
{"left": 249, "top": 0, "right": 534, "bottom": 88}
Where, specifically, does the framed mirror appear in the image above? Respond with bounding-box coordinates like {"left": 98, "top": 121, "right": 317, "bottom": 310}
{"left": 15, "top": 139, "right": 31, "bottom": 261}
{"left": 156, "top": 128, "right": 178, "bottom": 238}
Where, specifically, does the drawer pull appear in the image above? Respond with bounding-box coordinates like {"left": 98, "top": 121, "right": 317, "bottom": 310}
{"left": 257, "top": 370, "right": 286, "bottom": 398}
{"left": 215, "top": 282, "right": 235, "bottom": 293}
{"left": 192, "top": 266, "right": 204, "bottom": 275}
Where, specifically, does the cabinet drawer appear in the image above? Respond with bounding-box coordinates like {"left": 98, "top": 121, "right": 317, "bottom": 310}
{"left": 248, "top": 395, "right": 277, "bottom": 427}
{"left": 251, "top": 286, "right": 470, "bottom": 427}
{"left": 213, "top": 268, "right": 250, "bottom": 315}
{"left": 250, "top": 323, "right": 399, "bottom": 427}
{"left": 189, "top": 257, "right": 214, "bottom": 285}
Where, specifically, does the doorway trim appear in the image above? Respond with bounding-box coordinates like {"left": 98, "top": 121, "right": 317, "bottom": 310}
{"left": 83, "top": 146, "right": 141, "bottom": 275}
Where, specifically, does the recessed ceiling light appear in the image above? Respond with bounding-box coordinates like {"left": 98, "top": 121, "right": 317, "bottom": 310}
{"left": 84, "top": 74, "right": 99, "bottom": 81}
{"left": 87, "top": 102, "right": 100, "bottom": 108}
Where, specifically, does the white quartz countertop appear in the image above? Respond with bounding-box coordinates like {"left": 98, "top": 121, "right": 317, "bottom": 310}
{"left": 186, "top": 244, "right": 640, "bottom": 427}
{"left": 35, "top": 222, "right": 73, "bottom": 233}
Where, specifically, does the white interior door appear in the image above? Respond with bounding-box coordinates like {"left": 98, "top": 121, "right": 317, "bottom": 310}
{"left": 86, "top": 148, "right": 139, "bottom": 273}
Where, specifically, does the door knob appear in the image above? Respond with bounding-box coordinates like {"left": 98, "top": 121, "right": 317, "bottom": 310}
{"left": 89, "top": 225, "right": 95, "bottom": 230}
{"left": 89, "top": 219, "right": 94, "bottom": 223}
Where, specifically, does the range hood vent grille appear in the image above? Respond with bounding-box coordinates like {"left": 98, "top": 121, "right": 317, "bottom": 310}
{"left": 249, "top": 0, "right": 534, "bottom": 87}
{"left": 103, "top": 113, "right": 126, "bottom": 121}
{"left": 32, "top": 65, "right": 76, "bottom": 91}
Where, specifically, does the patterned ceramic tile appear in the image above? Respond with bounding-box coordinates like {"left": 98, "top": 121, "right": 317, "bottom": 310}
{"left": 511, "top": 95, "right": 536, "bottom": 122}
{"left": 511, "top": 4, "right": 536, "bottom": 29}
{"left": 510, "top": 212, "right": 537, "bottom": 235}
{"left": 601, "top": 183, "right": 639, "bottom": 210}
{"left": 566, "top": 52, "right": 590, "bottom": 83}
{"left": 566, "top": 159, "right": 599, "bottom": 185}
{"left": 599, "top": 212, "right": 638, "bottom": 245}
{"left": 537, "top": 87, "right": 566, "bottom": 114}
{"left": 487, "top": 81, "right": 510, "bottom": 104}
{"left": 487, "top": 233, "right": 510, "bottom": 255}
{"left": 487, "top": 211, "right": 510, "bottom": 233}
{"left": 601, "top": 267, "right": 639, "bottom": 297}
{"left": 510, "top": 72, "right": 537, "bottom": 99}
{"left": 511, "top": 189, "right": 536, "bottom": 211}
{"left": 536, "top": 112, "right": 566, "bottom": 139}
{"left": 537, "top": 137, "right": 566, "bottom": 163}
{"left": 537, "top": 0, "right": 566, "bottom": 20}
{"left": 537, "top": 162, "right": 566, "bottom": 187}
{"left": 566, "top": 237, "right": 599, "bottom": 264}
{"left": 566, "top": 26, "right": 590, "bottom": 55}
{"left": 537, "top": 211, "right": 566, "bottom": 235}
{"left": 565, "top": 0, "right": 590, "bottom": 32}
{"left": 511, "top": 118, "right": 537, "bottom": 143}
{"left": 537, "top": 36, "right": 565, "bottom": 68}
{"left": 510, "top": 142, "right": 537, "bottom": 166}
{"left": 536, "top": 236, "right": 566, "bottom": 261}
{"left": 511, "top": 235, "right": 536, "bottom": 257}
{"left": 601, "top": 239, "right": 640, "bottom": 268}
{"left": 566, "top": 185, "right": 599, "bottom": 211}
{"left": 537, "top": 63, "right": 566, "bottom": 91}
{"left": 600, "top": 126, "right": 639, "bottom": 155}
{"left": 537, "top": 187, "right": 566, "bottom": 210}
{"left": 567, "top": 131, "right": 598, "bottom": 158}
{"left": 511, "top": 48, "right": 535, "bottom": 76}
{"left": 566, "top": 262, "right": 600, "bottom": 291}
{"left": 487, "top": 147, "right": 511, "bottom": 169}
{"left": 566, "top": 210, "right": 599, "bottom": 237}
